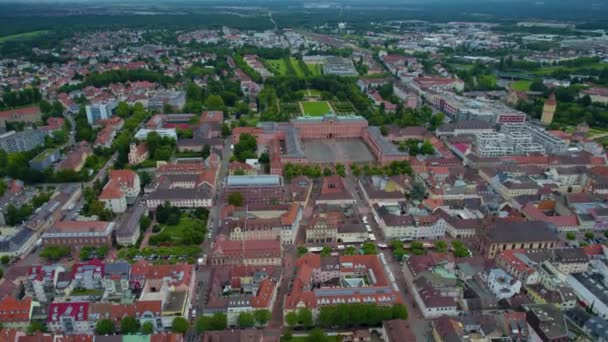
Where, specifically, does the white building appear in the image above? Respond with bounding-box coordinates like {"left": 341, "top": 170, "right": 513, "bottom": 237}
{"left": 99, "top": 170, "right": 141, "bottom": 213}
{"left": 85, "top": 101, "right": 117, "bottom": 125}
{"left": 486, "top": 268, "right": 522, "bottom": 300}
{"left": 135, "top": 128, "right": 178, "bottom": 140}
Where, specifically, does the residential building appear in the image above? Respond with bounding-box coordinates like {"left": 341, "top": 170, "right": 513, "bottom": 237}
{"left": 316, "top": 176, "right": 355, "bottom": 205}
{"left": 99, "top": 170, "right": 141, "bottom": 213}
{"left": 47, "top": 302, "right": 90, "bottom": 334}
{"left": 374, "top": 204, "right": 447, "bottom": 241}
{"left": 284, "top": 254, "right": 402, "bottom": 321}
{"left": 380, "top": 319, "right": 417, "bottom": 342}
{"left": 522, "top": 304, "right": 568, "bottom": 342}
{"left": 56, "top": 142, "right": 93, "bottom": 172}
{"left": 0, "top": 296, "right": 34, "bottom": 329}
{"left": 134, "top": 128, "right": 177, "bottom": 140}
{"left": 41, "top": 221, "right": 114, "bottom": 248}
{"left": 116, "top": 204, "right": 148, "bottom": 246}
{"left": 145, "top": 162, "right": 217, "bottom": 208}
{"left": 209, "top": 236, "right": 282, "bottom": 266}
{"left": 485, "top": 268, "right": 522, "bottom": 300}
{"left": 0, "top": 106, "right": 42, "bottom": 128}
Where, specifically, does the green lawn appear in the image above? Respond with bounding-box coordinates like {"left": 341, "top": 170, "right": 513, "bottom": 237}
{"left": 306, "top": 63, "right": 323, "bottom": 76}
{"left": 533, "top": 63, "right": 608, "bottom": 75}
{"left": 0, "top": 30, "right": 48, "bottom": 44}
{"left": 265, "top": 59, "right": 288, "bottom": 75}
{"left": 511, "top": 80, "right": 532, "bottom": 91}
{"left": 300, "top": 101, "right": 333, "bottom": 116}
{"left": 162, "top": 218, "right": 204, "bottom": 239}
{"left": 291, "top": 57, "right": 306, "bottom": 77}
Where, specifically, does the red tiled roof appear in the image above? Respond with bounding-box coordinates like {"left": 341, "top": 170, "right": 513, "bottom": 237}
{"left": 99, "top": 169, "right": 138, "bottom": 200}
{"left": 0, "top": 296, "right": 31, "bottom": 323}
{"left": 0, "top": 105, "right": 41, "bottom": 119}
{"left": 251, "top": 278, "right": 275, "bottom": 308}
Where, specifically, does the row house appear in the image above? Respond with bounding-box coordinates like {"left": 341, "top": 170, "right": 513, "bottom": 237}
{"left": 209, "top": 235, "right": 282, "bottom": 266}
{"left": 373, "top": 204, "right": 447, "bottom": 241}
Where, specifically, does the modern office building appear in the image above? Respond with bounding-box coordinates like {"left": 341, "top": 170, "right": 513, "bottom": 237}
{"left": 85, "top": 101, "right": 118, "bottom": 125}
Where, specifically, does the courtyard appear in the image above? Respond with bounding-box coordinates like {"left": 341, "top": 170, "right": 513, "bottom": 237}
{"left": 302, "top": 138, "right": 376, "bottom": 163}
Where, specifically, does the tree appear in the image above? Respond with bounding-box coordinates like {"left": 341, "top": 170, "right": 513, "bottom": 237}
{"left": 604, "top": 230, "right": 608, "bottom": 239}
{"left": 196, "top": 313, "right": 226, "bottom": 333}
{"left": 210, "top": 312, "right": 227, "bottom": 330}
{"left": 140, "top": 216, "right": 152, "bottom": 231}
{"left": 566, "top": 232, "right": 576, "bottom": 240}
{"left": 452, "top": 240, "right": 470, "bottom": 257}
{"left": 307, "top": 328, "right": 328, "bottom": 342}
{"left": 27, "top": 321, "right": 47, "bottom": 335}
{"left": 323, "top": 167, "right": 332, "bottom": 176}
{"left": 320, "top": 246, "right": 332, "bottom": 257}
{"left": 392, "top": 303, "right": 408, "bottom": 320}
{"left": 297, "top": 246, "right": 309, "bottom": 257}
{"left": 362, "top": 242, "right": 378, "bottom": 255}
{"left": 254, "top": 309, "right": 271, "bottom": 326}
{"left": 238, "top": 312, "right": 255, "bottom": 328}
{"left": 201, "top": 144, "right": 211, "bottom": 159}
{"left": 121, "top": 316, "right": 140, "bottom": 334}
{"left": 585, "top": 231, "right": 595, "bottom": 240}
{"left": 227, "top": 191, "right": 244, "bottom": 207}
{"left": 221, "top": 122, "right": 231, "bottom": 138}
{"left": 115, "top": 102, "right": 130, "bottom": 118}
{"left": 171, "top": 317, "right": 190, "bottom": 334}
{"left": 420, "top": 140, "right": 435, "bottom": 155}
{"left": 344, "top": 246, "right": 358, "bottom": 256}
{"left": 434, "top": 240, "right": 448, "bottom": 253}
{"left": 233, "top": 133, "right": 258, "bottom": 162}
{"left": 40, "top": 246, "right": 71, "bottom": 261}
{"left": 298, "top": 308, "right": 313, "bottom": 328}
{"left": 1, "top": 255, "right": 9, "bottom": 265}
{"left": 195, "top": 316, "right": 211, "bottom": 334}
{"left": 285, "top": 311, "right": 298, "bottom": 327}
{"left": 204, "top": 95, "right": 225, "bottom": 110}
{"left": 141, "top": 321, "right": 155, "bottom": 334}
{"left": 410, "top": 241, "right": 425, "bottom": 256}
{"left": 410, "top": 181, "right": 426, "bottom": 201}
{"left": 95, "top": 319, "right": 115, "bottom": 335}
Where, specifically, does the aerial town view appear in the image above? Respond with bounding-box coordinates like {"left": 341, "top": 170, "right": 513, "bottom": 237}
{"left": 0, "top": 0, "right": 608, "bottom": 341}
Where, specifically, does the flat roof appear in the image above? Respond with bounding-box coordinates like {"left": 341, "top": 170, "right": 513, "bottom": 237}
{"left": 226, "top": 175, "right": 282, "bottom": 187}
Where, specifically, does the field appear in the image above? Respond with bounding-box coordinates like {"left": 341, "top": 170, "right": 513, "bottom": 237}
{"left": 265, "top": 57, "right": 309, "bottom": 77}
{"left": 300, "top": 101, "right": 333, "bottom": 116}
{"left": 290, "top": 57, "right": 306, "bottom": 77}
{"left": 0, "top": 30, "right": 48, "bottom": 44}
{"left": 265, "top": 59, "right": 288, "bottom": 75}
{"left": 533, "top": 63, "right": 608, "bottom": 76}
{"left": 306, "top": 63, "right": 323, "bottom": 76}
{"left": 511, "top": 80, "right": 532, "bottom": 91}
